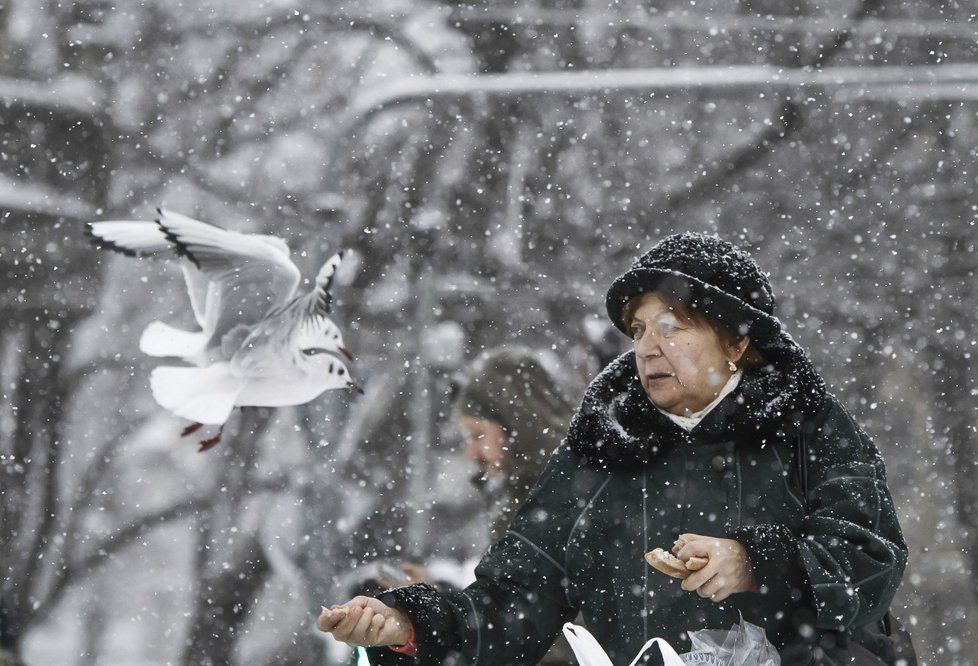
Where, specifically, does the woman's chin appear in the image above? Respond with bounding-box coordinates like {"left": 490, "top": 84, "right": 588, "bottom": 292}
{"left": 646, "top": 393, "right": 704, "bottom": 417}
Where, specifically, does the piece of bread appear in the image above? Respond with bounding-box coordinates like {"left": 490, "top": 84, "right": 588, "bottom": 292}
{"left": 644, "top": 548, "right": 708, "bottom": 579}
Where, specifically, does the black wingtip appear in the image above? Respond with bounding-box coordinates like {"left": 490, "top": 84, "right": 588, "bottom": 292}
{"left": 83, "top": 221, "right": 98, "bottom": 243}
{"left": 85, "top": 221, "right": 142, "bottom": 258}
{"left": 155, "top": 210, "right": 201, "bottom": 270}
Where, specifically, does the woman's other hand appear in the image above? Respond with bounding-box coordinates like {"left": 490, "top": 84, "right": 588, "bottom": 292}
{"left": 317, "top": 596, "right": 412, "bottom": 647}
{"left": 674, "top": 533, "right": 757, "bottom": 602}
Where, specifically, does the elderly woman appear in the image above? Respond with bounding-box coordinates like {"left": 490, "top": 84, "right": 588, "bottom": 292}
{"left": 318, "top": 233, "right": 908, "bottom": 665}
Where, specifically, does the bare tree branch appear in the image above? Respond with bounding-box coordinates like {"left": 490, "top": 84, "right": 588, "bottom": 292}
{"left": 662, "top": 0, "right": 887, "bottom": 215}
{"left": 31, "top": 493, "right": 209, "bottom": 624}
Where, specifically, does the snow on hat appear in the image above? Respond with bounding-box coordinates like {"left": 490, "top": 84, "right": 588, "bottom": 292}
{"left": 605, "top": 232, "right": 781, "bottom": 345}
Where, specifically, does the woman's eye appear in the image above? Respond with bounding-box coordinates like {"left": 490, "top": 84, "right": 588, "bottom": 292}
{"left": 655, "top": 316, "right": 686, "bottom": 336}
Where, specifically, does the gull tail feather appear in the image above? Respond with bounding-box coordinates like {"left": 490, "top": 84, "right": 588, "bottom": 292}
{"left": 150, "top": 363, "right": 240, "bottom": 424}
{"left": 140, "top": 321, "right": 209, "bottom": 360}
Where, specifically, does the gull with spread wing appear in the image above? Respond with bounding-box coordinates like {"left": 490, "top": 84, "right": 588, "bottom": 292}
{"left": 88, "top": 208, "right": 360, "bottom": 450}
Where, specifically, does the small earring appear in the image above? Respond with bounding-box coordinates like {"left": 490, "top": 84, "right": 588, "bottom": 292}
{"left": 727, "top": 360, "right": 738, "bottom": 373}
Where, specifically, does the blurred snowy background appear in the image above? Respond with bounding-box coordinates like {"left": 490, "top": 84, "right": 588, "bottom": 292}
{"left": 2, "top": 0, "right": 977, "bottom": 664}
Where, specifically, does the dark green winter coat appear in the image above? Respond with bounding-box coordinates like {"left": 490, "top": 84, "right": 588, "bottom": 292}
{"left": 380, "top": 349, "right": 908, "bottom": 665}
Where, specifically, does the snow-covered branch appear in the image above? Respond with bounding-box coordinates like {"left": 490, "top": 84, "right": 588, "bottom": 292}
{"left": 448, "top": 6, "right": 978, "bottom": 41}
{"left": 343, "top": 63, "right": 978, "bottom": 126}
{"left": 323, "top": 61, "right": 978, "bottom": 198}
{"left": 0, "top": 73, "right": 105, "bottom": 117}
{"left": 0, "top": 174, "right": 98, "bottom": 220}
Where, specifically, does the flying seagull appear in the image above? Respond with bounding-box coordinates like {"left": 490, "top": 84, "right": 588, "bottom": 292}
{"left": 87, "top": 208, "right": 360, "bottom": 450}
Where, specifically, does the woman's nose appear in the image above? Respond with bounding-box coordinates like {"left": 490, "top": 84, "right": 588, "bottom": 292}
{"left": 635, "top": 330, "right": 661, "bottom": 357}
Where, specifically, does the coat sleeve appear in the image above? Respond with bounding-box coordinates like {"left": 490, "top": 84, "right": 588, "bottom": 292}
{"left": 376, "top": 442, "right": 598, "bottom": 665}
{"left": 733, "top": 396, "right": 908, "bottom": 632}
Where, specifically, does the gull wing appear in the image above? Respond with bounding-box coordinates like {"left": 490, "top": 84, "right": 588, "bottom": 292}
{"left": 87, "top": 220, "right": 173, "bottom": 257}
{"left": 289, "top": 250, "right": 345, "bottom": 323}
{"left": 310, "top": 250, "right": 344, "bottom": 315}
{"left": 87, "top": 220, "right": 210, "bottom": 327}
{"left": 265, "top": 250, "right": 349, "bottom": 364}
{"left": 155, "top": 209, "right": 302, "bottom": 346}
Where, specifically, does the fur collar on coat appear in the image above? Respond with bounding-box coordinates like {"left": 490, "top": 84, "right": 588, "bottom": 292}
{"left": 567, "top": 344, "right": 827, "bottom": 469}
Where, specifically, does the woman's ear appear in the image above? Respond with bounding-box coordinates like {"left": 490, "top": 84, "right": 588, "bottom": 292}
{"left": 728, "top": 336, "right": 750, "bottom": 362}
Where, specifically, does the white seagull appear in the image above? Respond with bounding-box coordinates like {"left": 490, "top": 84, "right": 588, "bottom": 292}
{"left": 88, "top": 208, "right": 360, "bottom": 450}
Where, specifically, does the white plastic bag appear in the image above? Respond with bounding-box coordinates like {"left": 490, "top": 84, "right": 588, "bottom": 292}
{"left": 562, "top": 616, "right": 779, "bottom": 666}
{"left": 683, "top": 615, "right": 780, "bottom": 666}
{"left": 562, "top": 622, "right": 685, "bottom": 666}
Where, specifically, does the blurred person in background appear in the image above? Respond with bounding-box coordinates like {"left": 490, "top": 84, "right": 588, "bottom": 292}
{"left": 348, "top": 347, "right": 578, "bottom": 665}
{"left": 452, "top": 346, "right": 576, "bottom": 549}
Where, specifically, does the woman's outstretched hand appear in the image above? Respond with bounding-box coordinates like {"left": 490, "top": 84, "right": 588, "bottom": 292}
{"left": 317, "top": 596, "right": 412, "bottom": 647}
{"left": 674, "top": 533, "right": 757, "bottom": 602}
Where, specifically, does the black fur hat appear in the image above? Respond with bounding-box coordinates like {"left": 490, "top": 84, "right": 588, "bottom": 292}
{"left": 606, "top": 232, "right": 780, "bottom": 343}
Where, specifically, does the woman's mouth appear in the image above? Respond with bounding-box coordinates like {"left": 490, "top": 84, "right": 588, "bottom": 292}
{"left": 646, "top": 372, "right": 675, "bottom": 382}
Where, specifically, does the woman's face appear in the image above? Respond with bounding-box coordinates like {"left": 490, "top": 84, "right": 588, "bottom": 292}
{"left": 459, "top": 415, "right": 508, "bottom": 476}
{"left": 629, "top": 292, "right": 746, "bottom": 416}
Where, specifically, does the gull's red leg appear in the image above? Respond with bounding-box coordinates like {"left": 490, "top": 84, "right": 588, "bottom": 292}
{"left": 181, "top": 422, "right": 204, "bottom": 437}
{"left": 197, "top": 424, "right": 225, "bottom": 452}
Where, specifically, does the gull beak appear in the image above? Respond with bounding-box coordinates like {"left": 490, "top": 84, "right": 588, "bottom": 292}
{"left": 347, "top": 381, "right": 364, "bottom": 394}
{"left": 339, "top": 346, "right": 353, "bottom": 361}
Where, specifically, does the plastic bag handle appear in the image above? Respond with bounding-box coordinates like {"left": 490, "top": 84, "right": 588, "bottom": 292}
{"left": 562, "top": 623, "right": 685, "bottom": 666}
{"left": 562, "top": 623, "right": 614, "bottom": 666}
{"left": 628, "top": 636, "right": 686, "bottom": 666}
